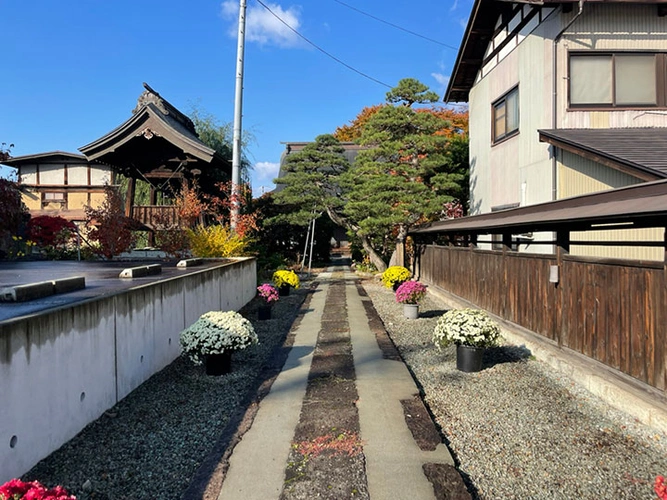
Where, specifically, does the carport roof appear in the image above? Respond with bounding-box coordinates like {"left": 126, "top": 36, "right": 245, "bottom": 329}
{"left": 411, "top": 179, "right": 667, "bottom": 235}
{"left": 539, "top": 128, "right": 667, "bottom": 181}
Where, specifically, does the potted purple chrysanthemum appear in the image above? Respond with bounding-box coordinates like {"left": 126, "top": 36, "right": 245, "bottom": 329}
{"left": 395, "top": 281, "right": 427, "bottom": 319}
{"left": 257, "top": 283, "right": 279, "bottom": 320}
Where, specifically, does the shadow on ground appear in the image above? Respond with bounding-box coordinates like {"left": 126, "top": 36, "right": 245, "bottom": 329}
{"left": 483, "top": 345, "right": 532, "bottom": 369}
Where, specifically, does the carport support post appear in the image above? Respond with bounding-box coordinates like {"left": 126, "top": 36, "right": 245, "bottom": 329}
{"left": 502, "top": 232, "right": 512, "bottom": 253}
{"left": 555, "top": 230, "right": 570, "bottom": 348}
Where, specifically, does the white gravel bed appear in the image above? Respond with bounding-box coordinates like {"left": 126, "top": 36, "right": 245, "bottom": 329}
{"left": 363, "top": 279, "right": 667, "bottom": 500}
{"left": 21, "top": 287, "right": 309, "bottom": 500}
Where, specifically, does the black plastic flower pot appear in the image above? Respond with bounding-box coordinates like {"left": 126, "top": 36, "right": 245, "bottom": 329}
{"left": 205, "top": 351, "right": 233, "bottom": 376}
{"left": 456, "top": 345, "right": 484, "bottom": 373}
{"left": 258, "top": 305, "right": 272, "bottom": 320}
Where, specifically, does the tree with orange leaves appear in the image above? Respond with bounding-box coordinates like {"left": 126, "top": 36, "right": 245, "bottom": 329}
{"left": 340, "top": 78, "right": 469, "bottom": 271}
{"left": 333, "top": 104, "right": 387, "bottom": 142}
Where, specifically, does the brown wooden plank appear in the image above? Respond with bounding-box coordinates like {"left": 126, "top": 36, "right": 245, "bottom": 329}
{"left": 644, "top": 270, "right": 656, "bottom": 387}
{"left": 593, "top": 264, "right": 607, "bottom": 364}
{"left": 629, "top": 268, "right": 647, "bottom": 383}
{"left": 606, "top": 263, "right": 621, "bottom": 370}
{"left": 619, "top": 266, "right": 631, "bottom": 375}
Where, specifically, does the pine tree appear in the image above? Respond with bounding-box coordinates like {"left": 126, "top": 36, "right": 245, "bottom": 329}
{"left": 341, "top": 78, "right": 468, "bottom": 270}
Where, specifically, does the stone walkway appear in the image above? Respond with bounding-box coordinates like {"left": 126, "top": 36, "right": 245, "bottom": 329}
{"left": 213, "top": 263, "right": 466, "bottom": 499}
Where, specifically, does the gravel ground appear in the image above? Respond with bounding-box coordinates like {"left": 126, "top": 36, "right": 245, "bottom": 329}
{"left": 22, "top": 283, "right": 311, "bottom": 500}
{"left": 362, "top": 278, "right": 667, "bottom": 500}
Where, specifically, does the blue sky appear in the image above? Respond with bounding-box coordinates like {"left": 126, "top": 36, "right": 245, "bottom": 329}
{"left": 0, "top": 0, "right": 471, "bottom": 196}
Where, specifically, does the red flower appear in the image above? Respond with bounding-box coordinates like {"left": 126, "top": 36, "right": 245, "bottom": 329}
{"left": 656, "top": 476, "right": 667, "bottom": 500}
{"left": 0, "top": 478, "right": 33, "bottom": 498}
{"left": 0, "top": 479, "right": 75, "bottom": 500}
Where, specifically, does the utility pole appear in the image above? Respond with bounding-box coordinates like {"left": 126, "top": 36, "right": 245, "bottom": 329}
{"left": 231, "top": 0, "right": 247, "bottom": 230}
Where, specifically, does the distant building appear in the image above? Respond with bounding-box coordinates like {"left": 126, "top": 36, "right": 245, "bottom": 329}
{"left": 2, "top": 151, "right": 114, "bottom": 223}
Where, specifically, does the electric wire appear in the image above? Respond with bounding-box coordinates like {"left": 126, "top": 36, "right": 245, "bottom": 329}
{"left": 332, "top": 0, "right": 458, "bottom": 50}
{"left": 254, "top": 0, "right": 392, "bottom": 88}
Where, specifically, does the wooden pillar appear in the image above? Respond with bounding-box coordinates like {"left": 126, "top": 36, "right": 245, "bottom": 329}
{"left": 125, "top": 177, "right": 136, "bottom": 218}
{"left": 396, "top": 241, "right": 405, "bottom": 267}
{"left": 555, "top": 229, "right": 570, "bottom": 348}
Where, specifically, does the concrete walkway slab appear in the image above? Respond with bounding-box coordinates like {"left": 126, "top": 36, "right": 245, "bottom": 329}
{"left": 346, "top": 274, "right": 453, "bottom": 500}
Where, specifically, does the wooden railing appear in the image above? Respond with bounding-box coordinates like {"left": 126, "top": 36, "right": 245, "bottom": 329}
{"left": 417, "top": 245, "right": 666, "bottom": 394}
{"left": 131, "top": 205, "right": 178, "bottom": 230}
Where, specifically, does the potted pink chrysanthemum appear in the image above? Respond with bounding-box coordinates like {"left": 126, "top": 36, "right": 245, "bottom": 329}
{"left": 257, "top": 283, "right": 279, "bottom": 320}
{"left": 395, "top": 281, "right": 427, "bottom": 319}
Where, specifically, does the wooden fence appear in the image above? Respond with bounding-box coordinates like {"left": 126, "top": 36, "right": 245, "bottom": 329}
{"left": 417, "top": 245, "right": 666, "bottom": 394}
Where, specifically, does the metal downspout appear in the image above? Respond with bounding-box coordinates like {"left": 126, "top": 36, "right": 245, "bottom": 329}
{"left": 551, "top": 0, "right": 584, "bottom": 201}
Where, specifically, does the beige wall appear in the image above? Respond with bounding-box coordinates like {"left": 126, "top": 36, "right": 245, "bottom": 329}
{"left": 560, "top": 151, "right": 663, "bottom": 260}
{"left": 68, "top": 193, "right": 90, "bottom": 210}
{"left": 469, "top": 7, "right": 560, "bottom": 218}
{"left": 21, "top": 190, "right": 41, "bottom": 211}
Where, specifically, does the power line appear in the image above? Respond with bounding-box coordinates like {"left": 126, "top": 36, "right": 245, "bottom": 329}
{"left": 254, "top": 0, "right": 392, "bottom": 89}
{"left": 332, "top": 0, "right": 459, "bottom": 50}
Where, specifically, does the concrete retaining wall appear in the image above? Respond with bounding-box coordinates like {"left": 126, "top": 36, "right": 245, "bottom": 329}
{"left": 0, "top": 257, "right": 256, "bottom": 482}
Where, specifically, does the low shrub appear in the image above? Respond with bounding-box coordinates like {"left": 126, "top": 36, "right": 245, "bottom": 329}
{"left": 187, "top": 224, "right": 251, "bottom": 258}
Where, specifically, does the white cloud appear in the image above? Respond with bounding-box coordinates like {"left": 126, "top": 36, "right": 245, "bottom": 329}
{"left": 459, "top": 17, "right": 468, "bottom": 29}
{"left": 432, "top": 73, "right": 450, "bottom": 88}
{"left": 221, "top": 1, "right": 302, "bottom": 48}
{"left": 255, "top": 161, "right": 281, "bottom": 180}
{"left": 450, "top": 0, "right": 459, "bottom": 12}
{"left": 251, "top": 161, "right": 281, "bottom": 197}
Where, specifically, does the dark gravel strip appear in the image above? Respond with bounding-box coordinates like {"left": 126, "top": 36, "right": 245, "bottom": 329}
{"left": 280, "top": 275, "right": 369, "bottom": 500}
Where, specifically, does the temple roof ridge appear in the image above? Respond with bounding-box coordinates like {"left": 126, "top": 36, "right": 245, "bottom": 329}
{"left": 132, "top": 82, "right": 196, "bottom": 135}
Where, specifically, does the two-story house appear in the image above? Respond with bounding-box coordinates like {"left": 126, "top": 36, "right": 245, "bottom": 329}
{"left": 446, "top": 0, "right": 667, "bottom": 260}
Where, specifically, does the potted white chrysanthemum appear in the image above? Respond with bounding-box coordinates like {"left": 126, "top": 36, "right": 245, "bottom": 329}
{"left": 432, "top": 309, "right": 501, "bottom": 372}
{"left": 180, "top": 310, "right": 258, "bottom": 375}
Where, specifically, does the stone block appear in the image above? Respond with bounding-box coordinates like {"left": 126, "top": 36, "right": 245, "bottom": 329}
{"left": 0, "top": 281, "right": 55, "bottom": 302}
{"left": 53, "top": 276, "right": 86, "bottom": 294}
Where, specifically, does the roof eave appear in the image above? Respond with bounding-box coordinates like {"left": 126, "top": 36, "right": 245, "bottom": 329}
{"left": 410, "top": 178, "right": 667, "bottom": 235}
{"left": 1, "top": 151, "right": 89, "bottom": 166}
{"left": 79, "top": 105, "right": 218, "bottom": 164}
{"left": 444, "top": 0, "right": 484, "bottom": 103}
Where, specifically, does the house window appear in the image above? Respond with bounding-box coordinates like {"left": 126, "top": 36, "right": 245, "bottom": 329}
{"left": 492, "top": 87, "right": 519, "bottom": 143}
{"left": 43, "top": 192, "right": 65, "bottom": 201}
{"left": 42, "top": 192, "right": 66, "bottom": 208}
{"left": 569, "top": 53, "right": 666, "bottom": 107}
